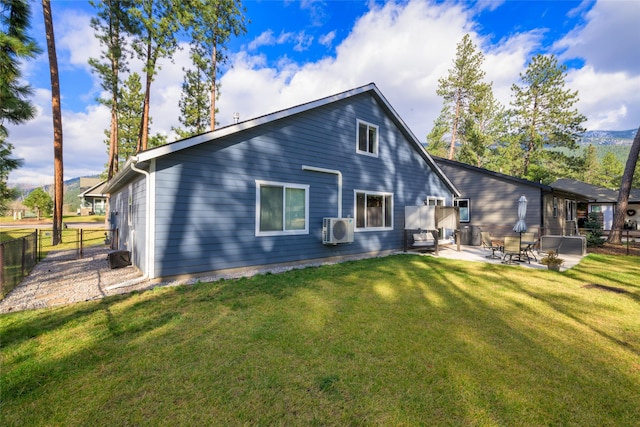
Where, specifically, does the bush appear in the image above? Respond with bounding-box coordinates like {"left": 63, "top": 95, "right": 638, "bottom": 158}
{"left": 584, "top": 212, "right": 604, "bottom": 247}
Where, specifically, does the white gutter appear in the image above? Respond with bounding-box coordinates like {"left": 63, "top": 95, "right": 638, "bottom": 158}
{"left": 129, "top": 156, "right": 151, "bottom": 280}
{"left": 302, "top": 165, "right": 343, "bottom": 218}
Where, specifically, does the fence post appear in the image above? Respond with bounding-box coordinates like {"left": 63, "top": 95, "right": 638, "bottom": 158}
{"left": 22, "top": 236, "right": 26, "bottom": 279}
{"left": 0, "top": 243, "right": 4, "bottom": 293}
{"left": 80, "top": 229, "right": 83, "bottom": 259}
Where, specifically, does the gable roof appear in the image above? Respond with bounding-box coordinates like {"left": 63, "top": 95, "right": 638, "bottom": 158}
{"left": 78, "top": 180, "right": 108, "bottom": 198}
{"left": 551, "top": 178, "right": 640, "bottom": 202}
{"left": 106, "top": 83, "right": 460, "bottom": 196}
{"left": 432, "top": 157, "right": 552, "bottom": 191}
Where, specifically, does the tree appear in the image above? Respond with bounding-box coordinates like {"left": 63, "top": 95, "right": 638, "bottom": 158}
{"left": 89, "top": 0, "right": 134, "bottom": 179}
{"left": 457, "top": 84, "right": 506, "bottom": 168}
{"left": 608, "top": 127, "right": 640, "bottom": 244}
{"left": 509, "top": 54, "right": 586, "bottom": 178}
{"left": 173, "top": 54, "right": 211, "bottom": 138}
{"left": 184, "top": 0, "right": 247, "bottom": 131}
{"left": 23, "top": 187, "right": 53, "bottom": 219}
{"left": 598, "top": 152, "right": 623, "bottom": 189}
{"left": 0, "top": 0, "right": 41, "bottom": 138}
{"left": 579, "top": 144, "right": 600, "bottom": 184}
{"left": 0, "top": 139, "right": 22, "bottom": 213}
{"left": 0, "top": 0, "right": 37, "bottom": 212}
{"left": 42, "top": 0, "right": 63, "bottom": 245}
{"left": 433, "top": 34, "right": 492, "bottom": 160}
{"left": 130, "top": 0, "right": 181, "bottom": 152}
{"left": 113, "top": 72, "right": 144, "bottom": 168}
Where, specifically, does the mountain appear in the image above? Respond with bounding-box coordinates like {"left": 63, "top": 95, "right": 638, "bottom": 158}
{"left": 578, "top": 129, "right": 636, "bottom": 146}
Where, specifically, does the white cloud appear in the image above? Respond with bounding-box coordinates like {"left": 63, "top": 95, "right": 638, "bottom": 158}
{"left": 8, "top": 0, "right": 640, "bottom": 186}
{"left": 555, "top": 0, "right": 640, "bottom": 74}
{"left": 319, "top": 31, "right": 336, "bottom": 47}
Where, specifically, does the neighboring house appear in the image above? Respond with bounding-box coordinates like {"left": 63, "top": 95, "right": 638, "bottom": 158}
{"left": 550, "top": 178, "right": 640, "bottom": 231}
{"left": 104, "top": 84, "right": 460, "bottom": 280}
{"left": 432, "top": 157, "right": 588, "bottom": 241}
{"left": 78, "top": 180, "right": 108, "bottom": 215}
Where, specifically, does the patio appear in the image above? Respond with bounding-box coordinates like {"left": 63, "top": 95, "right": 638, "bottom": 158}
{"left": 417, "top": 244, "right": 585, "bottom": 271}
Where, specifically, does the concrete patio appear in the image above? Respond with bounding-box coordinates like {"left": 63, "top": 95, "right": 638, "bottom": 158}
{"left": 412, "top": 244, "right": 585, "bottom": 272}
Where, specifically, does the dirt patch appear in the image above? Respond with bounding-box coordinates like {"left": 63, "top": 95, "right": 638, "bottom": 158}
{"left": 587, "top": 242, "right": 640, "bottom": 256}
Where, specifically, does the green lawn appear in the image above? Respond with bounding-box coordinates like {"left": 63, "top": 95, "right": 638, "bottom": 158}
{"left": 1, "top": 254, "right": 639, "bottom": 426}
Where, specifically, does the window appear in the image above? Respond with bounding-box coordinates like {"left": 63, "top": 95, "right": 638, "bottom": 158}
{"left": 565, "top": 199, "right": 577, "bottom": 221}
{"left": 425, "top": 196, "right": 445, "bottom": 206}
{"left": 553, "top": 197, "right": 558, "bottom": 218}
{"left": 355, "top": 190, "right": 393, "bottom": 230}
{"left": 356, "top": 120, "right": 378, "bottom": 156}
{"left": 455, "top": 199, "right": 470, "bottom": 222}
{"left": 256, "top": 181, "right": 309, "bottom": 236}
{"left": 127, "top": 186, "right": 133, "bottom": 226}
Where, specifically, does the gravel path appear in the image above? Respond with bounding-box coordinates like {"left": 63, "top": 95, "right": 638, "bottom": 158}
{"left": 0, "top": 246, "right": 394, "bottom": 314}
{"left": 0, "top": 246, "right": 149, "bottom": 314}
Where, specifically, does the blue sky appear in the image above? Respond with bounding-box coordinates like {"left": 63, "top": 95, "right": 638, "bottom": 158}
{"left": 6, "top": 0, "right": 640, "bottom": 185}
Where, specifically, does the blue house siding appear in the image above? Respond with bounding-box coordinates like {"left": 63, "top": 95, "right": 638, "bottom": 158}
{"left": 108, "top": 175, "right": 147, "bottom": 273}
{"left": 150, "top": 93, "right": 452, "bottom": 278}
{"left": 104, "top": 84, "right": 458, "bottom": 279}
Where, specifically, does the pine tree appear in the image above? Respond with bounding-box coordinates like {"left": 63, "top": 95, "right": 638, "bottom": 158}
{"left": 509, "top": 54, "right": 586, "bottom": 179}
{"left": 42, "top": 0, "right": 63, "bottom": 245}
{"left": 1, "top": 0, "right": 38, "bottom": 212}
{"left": 433, "top": 34, "right": 492, "bottom": 160}
{"left": 89, "top": 0, "right": 134, "bottom": 179}
{"left": 130, "top": 0, "right": 182, "bottom": 152}
{"left": 183, "top": 0, "right": 247, "bottom": 130}
{"left": 0, "top": 0, "right": 41, "bottom": 138}
{"left": 173, "top": 45, "right": 211, "bottom": 139}
{"left": 598, "top": 152, "right": 624, "bottom": 189}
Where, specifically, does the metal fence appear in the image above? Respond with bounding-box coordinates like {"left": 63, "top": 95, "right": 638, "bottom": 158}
{"left": 37, "top": 228, "right": 113, "bottom": 261}
{"left": 0, "top": 231, "right": 38, "bottom": 298}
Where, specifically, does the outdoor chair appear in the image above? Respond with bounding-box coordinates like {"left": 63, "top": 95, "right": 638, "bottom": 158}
{"left": 481, "top": 231, "right": 501, "bottom": 259}
{"left": 502, "top": 236, "right": 525, "bottom": 264}
{"left": 520, "top": 231, "right": 537, "bottom": 261}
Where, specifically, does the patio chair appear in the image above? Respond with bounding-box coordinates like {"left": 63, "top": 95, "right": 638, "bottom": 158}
{"left": 520, "top": 231, "right": 537, "bottom": 261}
{"left": 481, "top": 231, "right": 501, "bottom": 259}
{"left": 502, "top": 236, "right": 524, "bottom": 264}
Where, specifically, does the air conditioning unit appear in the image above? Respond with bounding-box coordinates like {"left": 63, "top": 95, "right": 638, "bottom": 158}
{"left": 323, "top": 217, "right": 354, "bottom": 244}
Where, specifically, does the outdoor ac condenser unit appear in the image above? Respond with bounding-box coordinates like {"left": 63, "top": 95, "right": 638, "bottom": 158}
{"left": 322, "top": 217, "right": 354, "bottom": 244}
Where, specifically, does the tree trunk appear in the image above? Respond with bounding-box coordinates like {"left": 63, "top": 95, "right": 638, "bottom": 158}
{"left": 42, "top": 0, "right": 64, "bottom": 245}
{"left": 608, "top": 127, "right": 640, "bottom": 244}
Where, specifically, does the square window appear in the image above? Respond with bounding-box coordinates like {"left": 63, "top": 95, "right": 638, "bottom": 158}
{"left": 355, "top": 190, "right": 393, "bottom": 230}
{"left": 256, "top": 181, "right": 309, "bottom": 236}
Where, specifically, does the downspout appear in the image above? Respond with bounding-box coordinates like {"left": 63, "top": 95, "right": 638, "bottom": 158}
{"left": 129, "top": 156, "right": 151, "bottom": 280}
{"left": 302, "top": 165, "right": 343, "bottom": 217}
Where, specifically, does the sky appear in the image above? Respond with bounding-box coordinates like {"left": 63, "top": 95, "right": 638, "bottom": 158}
{"left": 5, "top": 0, "right": 640, "bottom": 186}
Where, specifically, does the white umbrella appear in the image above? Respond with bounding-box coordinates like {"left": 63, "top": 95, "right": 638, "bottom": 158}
{"left": 513, "top": 195, "right": 528, "bottom": 233}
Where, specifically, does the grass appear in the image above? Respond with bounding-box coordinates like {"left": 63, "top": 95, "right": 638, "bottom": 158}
{"left": 0, "top": 215, "right": 106, "bottom": 224}
{"left": 1, "top": 254, "right": 639, "bottom": 426}
{"left": 0, "top": 223, "right": 107, "bottom": 257}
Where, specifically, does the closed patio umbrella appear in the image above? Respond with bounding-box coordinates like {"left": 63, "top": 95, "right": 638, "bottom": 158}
{"left": 513, "top": 195, "right": 528, "bottom": 261}
{"left": 513, "top": 195, "right": 528, "bottom": 234}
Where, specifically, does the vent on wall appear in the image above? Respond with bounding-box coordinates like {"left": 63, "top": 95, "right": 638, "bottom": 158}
{"left": 322, "top": 218, "right": 354, "bottom": 244}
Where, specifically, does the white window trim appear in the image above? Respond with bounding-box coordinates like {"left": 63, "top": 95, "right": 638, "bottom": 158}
{"left": 127, "top": 184, "right": 133, "bottom": 227}
{"left": 455, "top": 198, "right": 470, "bottom": 223}
{"left": 353, "top": 189, "right": 394, "bottom": 232}
{"left": 356, "top": 119, "right": 379, "bottom": 157}
{"left": 425, "top": 196, "right": 445, "bottom": 206}
{"left": 255, "top": 180, "right": 310, "bottom": 236}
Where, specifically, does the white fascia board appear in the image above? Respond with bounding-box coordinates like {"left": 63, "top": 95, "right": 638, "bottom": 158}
{"left": 136, "top": 83, "right": 378, "bottom": 163}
